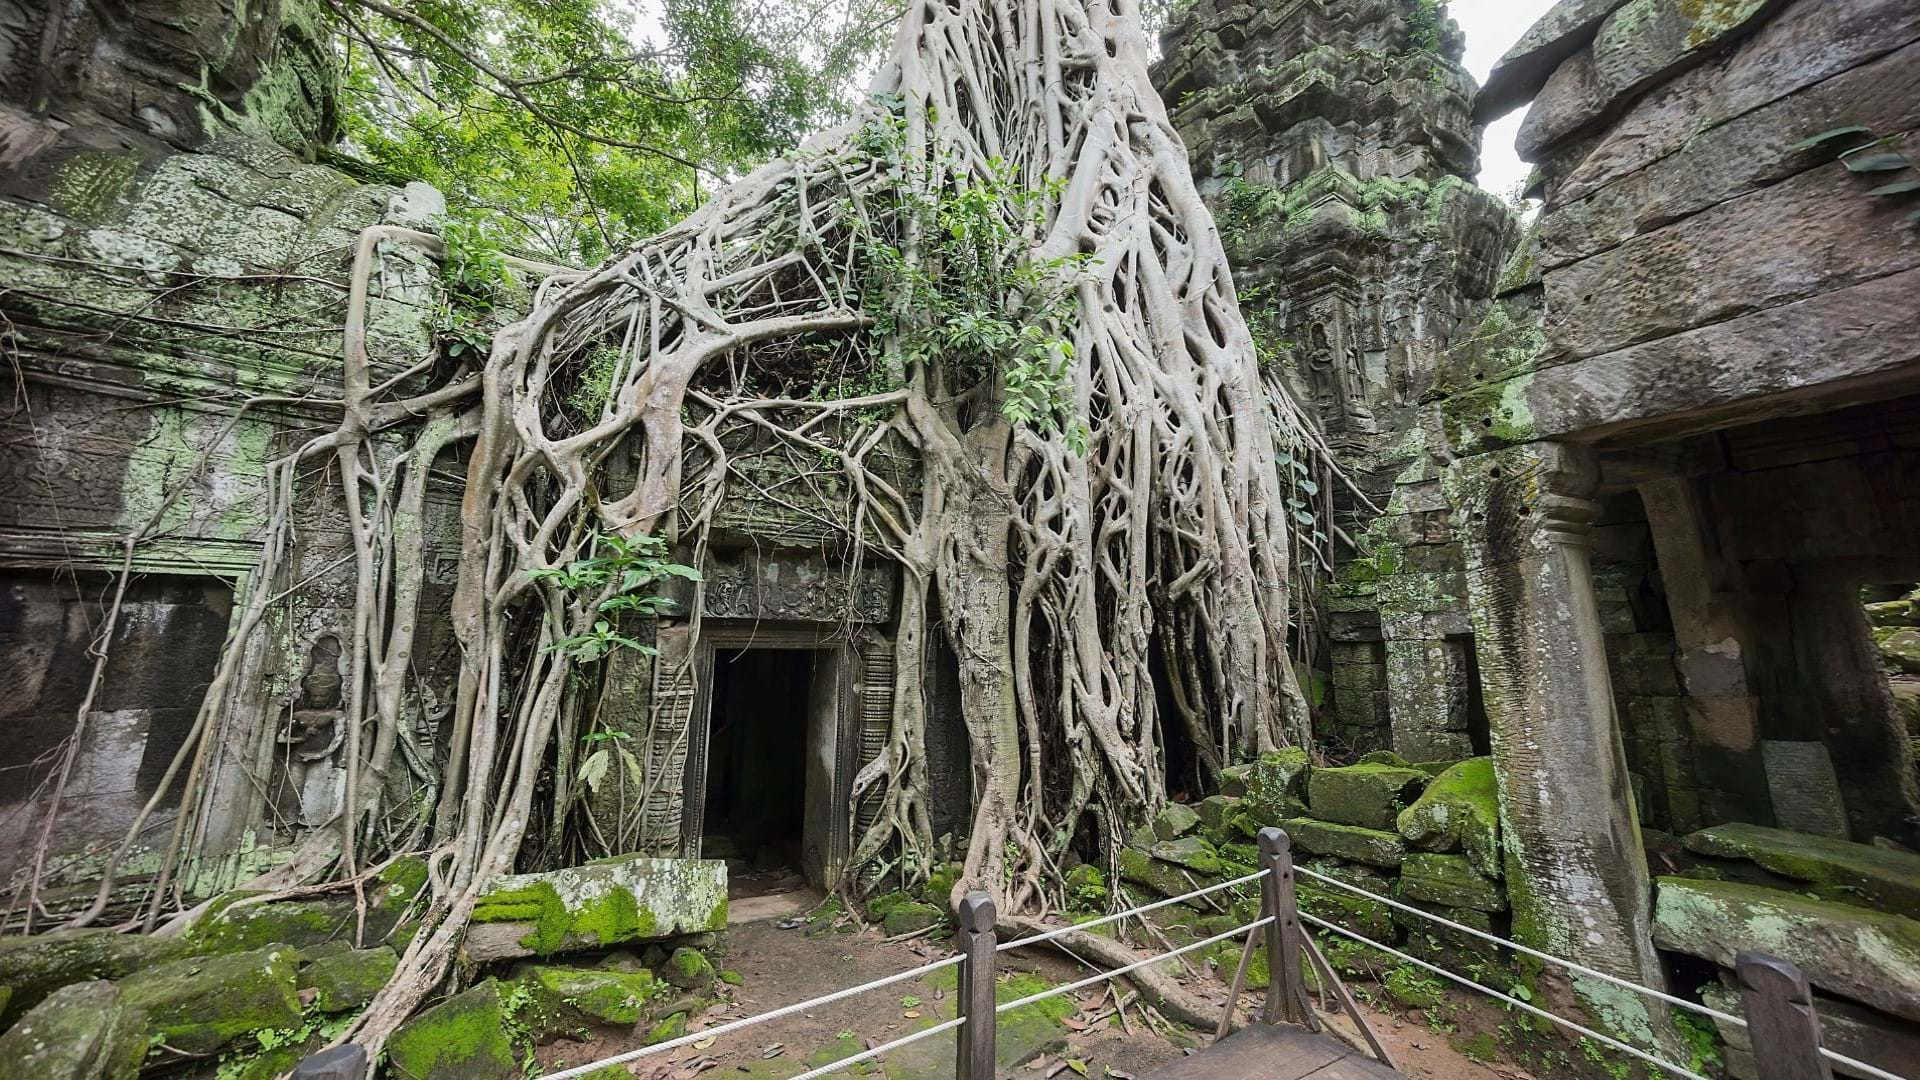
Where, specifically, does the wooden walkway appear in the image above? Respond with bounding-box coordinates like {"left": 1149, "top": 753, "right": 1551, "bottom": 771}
{"left": 1146, "top": 1024, "right": 1402, "bottom": 1080}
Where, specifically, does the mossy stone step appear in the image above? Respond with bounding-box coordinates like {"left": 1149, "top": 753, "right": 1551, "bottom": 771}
{"left": 1680, "top": 821, "right": 1920, "bottom": 913}
{"left": 468, "top": 855, "right": 728, "bottom": 960}
{"left": 1652, "top": 877, "right": 1920, "bottom": 1021}
{"left": 1398, "top": 853, "right": 1506, "bottom": 913}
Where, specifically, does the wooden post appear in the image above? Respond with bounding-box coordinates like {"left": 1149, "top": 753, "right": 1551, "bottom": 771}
{"left": 1737, "top": 952, "right": 1833, "bottom": 1080}
{"left": 292, "top": 1044, "right": 367, "bottom": 1080}
{"left": 956, "top": 891, "right": 999, "bottom": 1080}
{"left": 1258, "top": 827, "right": 1305, "bottom": 1025}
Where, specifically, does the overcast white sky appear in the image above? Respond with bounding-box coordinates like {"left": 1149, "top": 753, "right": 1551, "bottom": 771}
{"left": 1453, "top": 0, "right": 1561, "bottom": 197}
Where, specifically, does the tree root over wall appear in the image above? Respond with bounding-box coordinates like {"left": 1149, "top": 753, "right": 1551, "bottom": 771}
{"left": 31, "top": 0, "right": 1337, "bottom": 1060}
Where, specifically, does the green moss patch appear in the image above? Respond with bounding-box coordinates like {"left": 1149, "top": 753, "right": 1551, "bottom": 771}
{"left": 1281, "top": 818, "right": 1407, "bottom": 868}
{"left": 1307, "top": 763, "right": 1429, "bottom": 830}
{"left": 1399, "top": 854, "right": 1506, "bottom": 913}
{"left": 302, "top": 947, "right": 397, "bottom": 1012}
{"left": 1396, "top": 757, "right": 1501, "bottom": 878}
{"left": 1681, "top": 822, "right": 1920, "bottom": 913}
{"left": 386, "top": 979, "right": 521, "bottom": 1080}
{"left": 118, "top": 945, "right": 303, "bottom": 1056}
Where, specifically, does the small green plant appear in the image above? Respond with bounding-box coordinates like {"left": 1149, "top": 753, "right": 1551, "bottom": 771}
{"left": 900, "top": 994, "right": 922, "bottom": 1008}
{"left": 528, "top": 532, "right": 701, "bottom": 662}
{"left": 1791, "top": 125, "right": 1920, "bottom": 224}
{"left": 1673, "top": 1011, "right": 1722, "bottom": 1075}
{"left": 433, "top": 218, "right": 517, "bottom": 360}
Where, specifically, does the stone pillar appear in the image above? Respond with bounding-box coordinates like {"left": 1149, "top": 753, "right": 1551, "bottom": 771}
{"left": 1446, "top": 441, "right": 1671, "bottom": 1043}
{"left": 1384, "top": 635, "right": 1476, "bottom": 763}
{"left": 1637, "top": 478, "right": 1770, "bottom": 831}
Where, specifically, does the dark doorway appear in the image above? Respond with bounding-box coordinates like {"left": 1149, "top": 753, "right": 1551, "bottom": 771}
{"left": 700, "top": 649, "right": 819, "bottom": 881}
{"left": 1458, "top": 635, "right": 1493, "bottom": 758}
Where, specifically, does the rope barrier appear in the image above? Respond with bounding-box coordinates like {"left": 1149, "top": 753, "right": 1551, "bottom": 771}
{"left": 540, "top": 953, "right": 962, "bottom": 1080}
{"left": 1817, "top": 1046, "right": 1906, "bottom": 1080}
{"left": 996, "top": 915, "right": 1275, "bottom": 1014}
{"left": 1294, "top": 865, "right": 1749, "bottom": 1029}
{"left": 1298, "top": 911, "right": 1710, "bottom": 1080}
{"left": 997, "top": 868, "right": 1269, "bottom": 952}
{"left": 787, "top": 1016, "right": 969, "bottom": 1079}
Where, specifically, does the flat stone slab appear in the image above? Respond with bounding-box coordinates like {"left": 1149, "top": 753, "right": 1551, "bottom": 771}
{"left": 1652, "top": 877, "right": 1920, "bottom": 1020}
{"left": 1682, "top": 822, "right": 1920, "bottom": 914}
{"left": 468, "top": 855, "right": 728, "bottom": 960}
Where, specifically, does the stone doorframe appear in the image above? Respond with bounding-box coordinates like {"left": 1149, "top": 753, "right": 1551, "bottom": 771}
{"left": 677, "top": 623, "right": 879, "bottom": 885}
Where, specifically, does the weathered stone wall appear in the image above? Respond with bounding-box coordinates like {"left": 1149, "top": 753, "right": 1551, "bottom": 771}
{"left": 0, "top": 0, "right": 451, "bottom": 899}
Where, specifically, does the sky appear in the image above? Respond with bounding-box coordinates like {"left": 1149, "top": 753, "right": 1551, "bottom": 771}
{"left": 1453, "top": 0, "right": 1563, "bottom": 198}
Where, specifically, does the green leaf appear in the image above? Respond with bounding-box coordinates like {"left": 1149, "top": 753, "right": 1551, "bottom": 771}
{"left": 1843, "top": 153, "right": 1912, "bottom": 173}
{"left": 578, "top": 748, "right": 611, "bottom": 792}
{"left": 618, "top": 747, "right": 645, "bottom": 786}
{"left": 1787, "top": 126, "right": 1871, "bottom": 152}
{"left": 1866, "top": 178, "right": 1920, "bottom": 196}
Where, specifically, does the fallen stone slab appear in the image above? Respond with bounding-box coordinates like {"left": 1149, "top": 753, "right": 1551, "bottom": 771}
{"left": 1651, "top": 877, "right": 1920, "bottom": 1021}
{"left": 1238, "top": 747, "right": 1311, "bottom": 826}
{"left": 1280, "top": 817, "right": 1407, "bottom": 868}
{"left": 1681, "top": 821, "right": 1920, "bottom": 914}
{"left": 0, "top": 929, "right": 192, "bottom": 1028}
{"left": 302, "top": 946, "right": 397, "bottom": 1013}
{"left": 518, "top": 964, "right": 668, "bottom": 1039}
{"left": 1397, "top": 757, "right": 1502, "bottom": 879}
{"left": 1703, "top": 976, "right": 1920, "bottom": 1080}
{"left": 118, "top": 944, "right": 304, "bottom": 1056}
{"left": 0, "top": 980, "right": 148, "bottom": 1080}
{"left": 1307, "top": 762, "right": 1429, "bottom": 830}
{"left": 467, "top": 855, "right": 728, "bottom": 960}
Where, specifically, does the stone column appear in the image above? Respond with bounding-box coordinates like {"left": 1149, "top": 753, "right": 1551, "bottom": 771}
{"left": 1446, "top": 441, "right": 1671, "bottom": 1043}
{"left": 1637, "top": 478, "right": 1770, "bottom": 831}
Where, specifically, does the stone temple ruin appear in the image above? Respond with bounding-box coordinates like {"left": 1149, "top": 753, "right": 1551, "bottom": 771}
{"left": 1, "top": 0, "right": 1917, "bottom": 1076}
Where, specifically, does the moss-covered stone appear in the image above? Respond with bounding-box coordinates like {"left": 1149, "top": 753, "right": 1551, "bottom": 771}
{"left": 1118, "top": 846, "right": 1204, "bottom": 899}
{"left": 0, "top": 980, "right": 148, "bottom": 1080}
{"left": 661, "top": 946, "right": 716, "bottom": 990}
{"left": 1064, "top": 864, "right": 1109, "bottom": 912}
{"left": 117, "top": 945, "right": 303, "bottom": 1056}
{"left": 1149, "top": 835, "right": 1224, "bottom": 874}
{"left": 1307, "top": 763, "right": 1429, "bottom": 830}
{"left": 302, "top": 946, "right": 396, "bottom": 1012}
{"left": 1242, "top": 748, "right": 1311, "bottom": 825}
{"left": 920, "top": 862, "right": 964, "bottom": 906}
{"left": 882, "top": 901, "right": 945, "bottom": 937}
{"left": 387, "top": 979, "right": 521, "bottom": 1080}
{"left": 1297, "top": 859, "right": 1396, "bottom": 940}
{"left": 866, "top": 889, "right": 918, "bottom": 923}
{"left": 187, "top": 893, "right": 374, "bottom": 955}
{"left": 1382, "top": 965, "right": 1446, "bottom": 1009}
{"left": 1680, "top": 823, "right": 1920, "bottom": 914}
{"left": 1154, "top": 802, "right": 1202, "bottom": 840}
{"left": 0, "top": 929, "right": 193, "bottom": 1028}
{"left": 1390, "top": 902, "right": 1508, "bottom": 986}
{"left": 1196, "top": 795, "right": 1243, "bottom": 834}
{"left": 1652, "top": 877, "right": 1920, "bottom": 1021}
{"left": 1399, "top": 853, "right": 1506, "bottom": 913}
{"left": 1396, "top": 757, "right": 1501, "bottom": 878}
{"left": 520, "top": 965, "right": 665, "bottom": 1036}
{"left": 1880, "top": 629, "right": 1920, "bottom": 675}
{"left": 1281, "top": 817, "right": 1407, "bottom": 868}
{"left": 468, "top": 855, "right": 727, "bottom": 959}
{"left": 645, "top": 1011, "right": 689, "bottom": 1045}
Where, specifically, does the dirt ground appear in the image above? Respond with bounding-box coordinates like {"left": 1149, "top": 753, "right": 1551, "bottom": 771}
{"left": 532, "top": 893, "right": 1538, "bottom": 1080}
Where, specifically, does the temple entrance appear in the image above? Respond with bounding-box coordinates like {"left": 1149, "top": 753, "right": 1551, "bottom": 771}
{"left": 687, "top": 631, "right": 848, "bottom": 892}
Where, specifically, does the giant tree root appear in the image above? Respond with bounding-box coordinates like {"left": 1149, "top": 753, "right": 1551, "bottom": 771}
{"left": 999, "top": 915, "right": 1233, "bottom": 1032}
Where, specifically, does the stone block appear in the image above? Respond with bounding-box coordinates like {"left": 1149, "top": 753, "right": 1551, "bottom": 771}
{"left": 1760, "top": 740, "right": 1849, "bottom": 839}
{"left": 1153, "top": 801, "right": 1201, "bottom": 840}
{"left": 1702, "top": 977, "right": 1920, "bottom": 1080}
{"left": 1297, "top": 860, "right": 1396, "bottom": 941}
{"left": 1681, "top": 822, "right": 1920, "bottom": 914}
{"left": 1306, "top": 763, "right": 1429, "bottom": 830}
{"left": 467, "top": 855, "right": 728, "bottom": 960}
{"left": 1196, "top": 795, "right": 1243, "bottom": 835}
{"left": 1391, "top": 902, "right": 1510, "bottom": 986}
{"left": 387, "top": 979, "right": 521, "bottom": 1080}
{"left": 0, "top": 980, "right": 148, "bottom": 1080}
{"left": 1651, "top": 877, "right": 1920, "bottom": 1020}
{"left": 1398, "top": 854, "right": 1507, "bottom": 913}
{"left": 519, "top": 965, "right": 665, "bottom": 1039}
{"left": 1881, "top": 628, "right": 1920, "bottom": 675}
{"left": 1591, "top": 0, "right": 1781, "bottom": 103}
{"left": 1280, "top": 818, "right": 1406, "bottom": 868}
{"left": 1477, "top": 0, "right": 1635, "bottom": 122}
{"left": 1516, "top": 46, "right": 1607, "bottom": 160}
{"left": 1118, "top": 846, "right": 1207, "bottom": 900}
{"left": 117, "top": 945, "right": 303, "bottom": 1056}
{"left": 302, "top": 947, "right": 397, "bottom": 1013}
{"left": 0, "top": 929, "right": 192, "bottom": 1028}
{"left": 1396, "top": 758, "right": 1501, "bottom": 879}
{"left": 1240, "top": 747, "right": 1311, "bottom": 825}
{"left": 1149, "top": 835, "right": 1224, "bottom": 875}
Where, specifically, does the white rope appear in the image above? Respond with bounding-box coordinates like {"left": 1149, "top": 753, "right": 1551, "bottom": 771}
{"left": 996, "top": 916, "right": 1275, "bottom": 1013}
{"left": 540, "top": 953, "right": 963, "bottom": 1079}
{"left": 1298, "top": 911, "right": 1709, "bottom": 1080}
{"left": 787, "top": 1016, "right": 968, "bottom": 1079}
{"left": 998, "top": 869, "right": 1269, "bottom": 952}
{"left": 1294, "top": 865, "right": 1747, "bottom": 1028}
{"left": 1818, "top": 1046, "right": 1906, "bottom": 1080}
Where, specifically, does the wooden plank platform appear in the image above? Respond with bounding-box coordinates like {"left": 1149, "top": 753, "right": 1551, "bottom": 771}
{"left": 1145, "top": 1023, "right": 1402, "bottom": 1080}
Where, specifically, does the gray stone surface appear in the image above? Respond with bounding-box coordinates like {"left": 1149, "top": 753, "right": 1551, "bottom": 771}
{"left": 1652, "top": 876, "right": 1920, "bottom": 1021}
{"left": 1758, "top": 742, "right": 1850, "bottom": 839}
{"left": 467, "top": 856, "right": 729, "bottom": 961}
{"left": 1477, "top": 0, "right": 1634, "bottom": 122}
{"left": 1682, "top": 822, "right": 1920, "bottom": 915}
{"left": 1589, "top": 0, "right": 1781, "bottom": 104}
